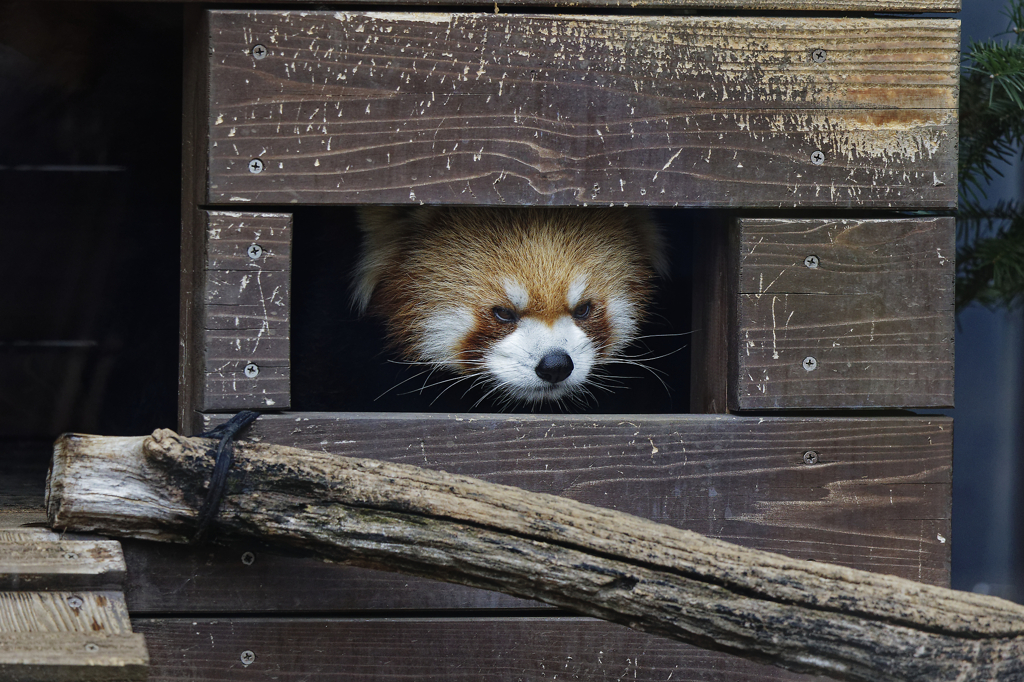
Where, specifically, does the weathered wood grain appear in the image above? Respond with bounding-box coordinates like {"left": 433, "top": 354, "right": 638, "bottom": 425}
{"left": 193, "top": 211, "right": 293, "bottom": 412}
{"left": 201, "top": 12, "right": 958, "bottom": 208}
{"left": 43, "top": 427, "right": 1017, "bottom": 681}
{"left": 0, "top": 538, "right": 126, "bottom": 591}
{"left": 690, "top": 220, "right": 732, "bottom": 413}
{"left": 121, "top": 0, "right": 961, "bottom": 10}
{"left": 732, "top": 217, "right": 955, "bottom": 409}
{"left": 133, "top": 617, "right": 821, "bottom": 682}
{"left": 124, "top": 411, "right": 950, "bottom": 613}
{"left": 196, "top": 412, "right": 951, "bottom": 584}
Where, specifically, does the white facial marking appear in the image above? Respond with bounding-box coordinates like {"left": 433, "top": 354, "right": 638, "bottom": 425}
{"left": 605, "top": 295, "right": 639, "bottom": 353}
{"left": 567, "top": 275, "right": 588, "bottom": 307}
{"left": 418, "top": 307, "right": 475, "bottom": 364}
{"left": 503, "top": 278, "right": 529, "bottom": 309}
{"left": 485, "top": 315, "right": 596, "bottom": 403}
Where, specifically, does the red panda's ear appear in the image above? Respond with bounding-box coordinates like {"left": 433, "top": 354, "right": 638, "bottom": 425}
{"left": 351, "top": 207, "right": 419, "bottom": 314}
{"left": 627, "top": 209, "right": 670, "bottom": 278}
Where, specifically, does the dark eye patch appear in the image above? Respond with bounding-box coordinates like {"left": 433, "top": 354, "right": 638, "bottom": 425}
{"left": 492, "top": 306, "right": 519, "bottom": 324}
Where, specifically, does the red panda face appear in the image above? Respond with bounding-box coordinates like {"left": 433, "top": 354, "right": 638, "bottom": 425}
{"left": 354, "top": 207, "right": 666, "bottom": 407}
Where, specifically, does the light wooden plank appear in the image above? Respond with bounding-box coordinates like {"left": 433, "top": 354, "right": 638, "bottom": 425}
{"left": 202, "top": 12, "right": 959, "bottom": 208}
{"left": 732, "top": 217, "right": 954, "bottom": 409}
{"left": 0, "top": 539, "right": 126, "bottom": 591}
{"left": 0, "top": 632, "right": 148, "bottom": 682}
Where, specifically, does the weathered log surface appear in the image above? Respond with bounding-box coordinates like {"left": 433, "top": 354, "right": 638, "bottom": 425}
{"left": 46, "top": 429, "right": 1024, "bottom": 682}
{"left": 201, "top": 12, "right": 959, "bottom": 208}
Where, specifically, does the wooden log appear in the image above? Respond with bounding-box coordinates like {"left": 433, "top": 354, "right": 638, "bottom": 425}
{"left": 199, "top": 12, "right": 959, "bottom": 209}
{"left": 46, "top": 429, "right": 1023, "bottom": 682}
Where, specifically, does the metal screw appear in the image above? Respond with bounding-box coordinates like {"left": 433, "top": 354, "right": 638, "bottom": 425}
{"left": 244, "top": 363, "right": 260, "bottom": 378}
{"left": 247, "top": 244, "right": 263, "bottom": 260}
{"left": 803, "top": 450, "right": 820, "bottom": 465}
{"left": 252, "top": 44, "right": 268, "bottom": 60}
{"left": 811, "top": 48, "right": 827, "bottom": 64}
{"left": 240, "top": 650, "right": 256, "bottom": 666}
{"left": 810, "top": 150, "right": 825, "bottom": 165}
{"left": 67, "top": 596, "right": 84, "bottom": 610}
{"left": 804, "top": 255, "right": 819, "bottom": 269}
{"left": 84, "top": 643, "right": 100, "bottom": 653}
{"left": 241, "top": 551, "right": 256, "bottom": 566}
{"left": 63, "top": 552, "right": 79, "bottom": 561}
{"left": 248, "top": 158, "right": 264, "bottom": 174}
{"left": 802, "top": 356, "right": 818, "bottom": 371}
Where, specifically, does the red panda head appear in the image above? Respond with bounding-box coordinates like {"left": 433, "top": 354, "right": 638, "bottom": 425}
{"left": 354, "top": 207, "right": 666, "bottom": 406}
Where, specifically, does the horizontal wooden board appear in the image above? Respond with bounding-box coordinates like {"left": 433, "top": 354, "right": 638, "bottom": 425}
{"left": 159, "top": 411, "right": 953, "bottom": 615}
{"left": 0, "top": 538, "right": 126, "bottom": 591}
{"left": 731, "top": 217, "right": 954, "bottom": 409}
{"left": 197, "top": 211, "right": 292, "bottom": 411}
{"left": 202, "top": 12, "right": 958, "bottom": 208}
{"left": 133, "top": 616, "right": 819, "bottom": 681}
{"left": 148, "top": 0, "right": 962, "bottom": 9}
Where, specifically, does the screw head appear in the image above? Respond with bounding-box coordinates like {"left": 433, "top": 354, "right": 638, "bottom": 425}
{"left": 802, "top": 356, "right": 818, "bottom": 371}
{"left": 803, "top": 450, "right": 820, "bottom": 465}
{"left": 812, "top": 48, "right": 827, "bottom": 64}
{"left": 244, "top": 363, "right": 260, "bottom": 379}
{"left": 67, "top": 596, "right": 84, "bottom": 610}
{"left": 248, "top": 158, "right": 264, "bottom": 174}
{"left": 240, "top": 650, "right": 256, "bottom": 666}
{"left": 247, "top": 244, "right": 263, "bottom": 260}
{"left": 241, "top": 551, "right": 256, "bottom": 566}
{"left": 804, "top": 255, "right": 819, "bottom": 269}
{"left": 84, "top": 643, "right": 101, "bottom": 653}
{"left": 810, "top": 150, "right": 825, "bottom": 165}
{"left": 63, "top": 552, "right": 79, "bottom": 561}
{"left": 251, "top": 44, "right": 268, "bottom": 60}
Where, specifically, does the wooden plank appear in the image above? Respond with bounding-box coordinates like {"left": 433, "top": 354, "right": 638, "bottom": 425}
{"left": 194, "top": 211, "right": 293, "bottom": 412}
{"left": 133, "top": 616, "right": 819, "bottom": 681}
{"left": 732, "top": 217, "right": 954, "bottom": 410}
{"left": 179, "top": 412, "right": 951, "bottom": 597}
{"left": 179, "top": 6, "right": 212, "bottom": 433}
{"left": 0, "top": 539, "right": 126, "bottom": 591}
{"left": 109, "top": 0, "right": 961, "bottom": 10}
{"left": 0, "top": 592, "right": 147, "bottom": 682}
{"left": 202, "top": 12, "right": 958, "bottom": 209}
{"left": 689, "top": 219, "right": 732, "bottom": 413}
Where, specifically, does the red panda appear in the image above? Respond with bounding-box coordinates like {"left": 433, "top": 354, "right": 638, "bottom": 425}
{"left": 353, "top": 207, "right": 667, "bottom": 407}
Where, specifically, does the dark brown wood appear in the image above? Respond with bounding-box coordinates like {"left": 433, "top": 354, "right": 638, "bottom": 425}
{"left": 47, "top": 423, "right": 1014, "bottom": 682}
{"left": 731, "top": 217, "right": 955, "bottom": 410}
{"left": 179, "top": 6, "right": 211, "bottom": 433}
{"left": 201, "top": 12, "right": 958, "bottom": 209}
{"left": 126, "top": 410, "right": 951, "bottom": 613}
{"left": 196, "top": 211, "right": 293, "bottom": 412}
{"left": 690, "top": 220, "right": 731, "bottom": 413}
{"left": 133, "top": 617, "right": 820, "bottom": 681}
{"left": 80, "top": 0, "right": 961, "bottom": 9}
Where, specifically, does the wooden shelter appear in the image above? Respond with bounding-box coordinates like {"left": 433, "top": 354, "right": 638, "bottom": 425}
{"left": 3, "top": 0, "right": 961, "bottom": 679}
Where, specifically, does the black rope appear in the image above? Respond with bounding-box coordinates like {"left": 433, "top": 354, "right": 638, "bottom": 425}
{"left": 192, "top": 410, "right": 260, "bottom": 543}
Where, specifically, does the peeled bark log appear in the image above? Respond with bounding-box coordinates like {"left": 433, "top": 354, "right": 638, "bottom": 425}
{"left": 46, "top": 429, "right": 1024, "bottom": 682}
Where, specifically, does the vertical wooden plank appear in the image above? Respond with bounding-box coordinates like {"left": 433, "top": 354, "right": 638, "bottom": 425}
{"left": 198, "top": 211, "right": 292, "bottom": 411}
{"left": 179, "top": 6, "right": 211, "bottom": 433}
{"left": 731, "top": 217, "right": 955, "bottom": 410}
{"left": 689, "top": 219, "right": 731, "bottom": 414}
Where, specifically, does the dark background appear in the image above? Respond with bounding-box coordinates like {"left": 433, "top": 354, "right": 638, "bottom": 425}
{"left": 0, "top": 1, "right": 1020, "bottom": 601}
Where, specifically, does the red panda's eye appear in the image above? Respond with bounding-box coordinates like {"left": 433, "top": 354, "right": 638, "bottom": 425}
{"left": 492, "top": 306, "right": 518, "bottom": 324}
{"left": 572, "top": 302, "right": 592, "bottom": 320}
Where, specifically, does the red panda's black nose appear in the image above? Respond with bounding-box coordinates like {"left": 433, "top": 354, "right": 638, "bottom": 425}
{"left": 535, "top": 351, "right": 574, "bottom": 384}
